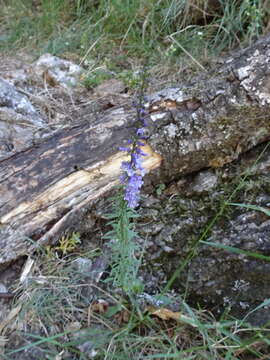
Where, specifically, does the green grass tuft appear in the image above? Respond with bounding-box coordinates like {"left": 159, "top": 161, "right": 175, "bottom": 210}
{"left": 1, "top": 0, "right": 269, "bottom": 73}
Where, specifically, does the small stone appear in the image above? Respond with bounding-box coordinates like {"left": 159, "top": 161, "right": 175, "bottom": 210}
{"left": 0, "top": 77, "right": 45, "bottom": 158}
{"left": 33, "top": 53, "right": 83, "bottom": 88}
{"left": 0, "top": 283, "right": 8, "bottom": 293}
{"left": 95, "top": 79, "right": 126, "bottom": 96}
{"left": 72, "top": 257, "right": 93, "bottom": 275}
{"left": 72, "top": 328, "right": 102, "bottom": 358}
{"left": 163, "top": 245, "right": 174, "bottom": 253}
{"left": 190, "top": 170, "right": 218, "bottom": 193}
{"left": 77, "top": 342, "right": 97, "bottom": 357}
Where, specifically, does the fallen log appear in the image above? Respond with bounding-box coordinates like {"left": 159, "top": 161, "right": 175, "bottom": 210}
{"left": 1, "top": 33, "right": 270, "bottom": 268}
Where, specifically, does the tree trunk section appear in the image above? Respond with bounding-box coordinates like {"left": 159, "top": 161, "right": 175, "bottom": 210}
{"left": 1, "top": 33, "right": 270, "bottom": 268}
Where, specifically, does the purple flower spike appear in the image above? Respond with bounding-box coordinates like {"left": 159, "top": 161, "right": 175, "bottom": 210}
{"left": 120, "top": 91, "right": 150, "bottom": 208}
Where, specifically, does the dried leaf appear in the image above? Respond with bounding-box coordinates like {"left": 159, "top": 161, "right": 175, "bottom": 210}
{"left": 148, "top": 306, "right": 181, "bottom": 321}
{"left": 0, "top": 304, "right": 22, "bottom": 334}
{"left": 20, "top": 257, "right": 35, "bottom": 283}
{"left": 147, "top": 306, "right": 197, "bottom": 327}
{"left": 90, "top": 300, "right": 109, "bottom": 314}
{"left": 115, "top": 310, "right": 130, "bottom": 325}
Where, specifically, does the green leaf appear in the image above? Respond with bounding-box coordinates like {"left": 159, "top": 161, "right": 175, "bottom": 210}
{"left": 242, "top": 298, "right": 270, "bottom": 323}
{"left": 152, "top": 294, "right": 172, "bottom": 306}
{"left": 104, "top": 304, "right": 123, "bottom": 318}
{"left": 201, "top": 241, "right": 270, "bottom": 262}
{"left": 229, "top": 203, "right": 270, "bottom": 217}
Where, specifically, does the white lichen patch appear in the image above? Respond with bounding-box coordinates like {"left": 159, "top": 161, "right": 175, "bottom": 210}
{"left": 240, "top": 69, "right": 270, "bottom": 105}
{"left": 108, "top": 107, "right": 127, "bottom": 126}
{"left": 237, "top": 66, "right": 251, "bottom": 80}
{"left": 253, "top": 49, "right": 260, "bottom": 57}
{"left": 164, "top": 123, "right": 177, "bottom": 138}
{"left": 16, "top": 97, "right": 36, "bottom": 114}
{"left": 256, "top": 90, "right": 270, "bottom": 105}
{"left": 150, "top": 112, "right": 167, "bottom": 122}
{"left": 236, "top": 49, "right": 270, "bottom": 105}
{"left": 232, "top": 279, "right": 250, "bottom": 292}
{"left": 229, "top": 96, "right": 238, "bottom": 104}
{"left": 178, "top": 139, "right": 197, "bottom": 155}
{"left": 33, "top": 53, "right": 83, "bottom": 88}
{"left": 145, "top": 87, "right": 190, "bottom": 109}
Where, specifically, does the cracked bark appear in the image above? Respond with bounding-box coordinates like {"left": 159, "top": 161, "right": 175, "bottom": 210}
{"left": 1, "top": 33, "right": 270, "bottom": 268}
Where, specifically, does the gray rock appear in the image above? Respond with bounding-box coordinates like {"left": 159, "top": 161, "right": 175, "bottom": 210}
{"left": 72, "top": 327, "right": 107, "bottom": 358}
{"left": 190, "top": 169, "right": 218, "bottom": 193}
{"left": 95, "top": 79, "right": 126, "bottom": 96}
{"left": 135, "top": 143, "right": 270, "bottom": 324}
{"left": 72, "top": 257, "right": 93, "bottom": 275}
{"left": 0, "top": 77, "right": 46, "bottom": 158}
{"left": 77, "top": 342, "right": 97, "bottom": 358}
{"left": 3, "top": 69, "right": 29, "bottom": 87}
{"left": 0, "top": 78, "right": 39, "bottom": 117}
{"left": 33, "top": 53, "right": 83, "bottom": 88}
{"left": 0, "top": 283, "right": 7, "bottom": 293}
{"left": 187, "top": 213, "right": 270, "bottom": 323}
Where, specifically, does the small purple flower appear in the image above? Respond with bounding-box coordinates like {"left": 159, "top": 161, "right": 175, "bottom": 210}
{"left": 121, "top": 161, "right": 134, "bottom": 177}
{"left": 136, "top": 140, "right": 146, "bottom": 147}
{"left": 124, "top": 174, "right": 144, "bottom": 208}
{"left": 135, "top": 147, "right": 147, "bottom": 157}
{"left": 136, "top": 128, "right": 145, "bottom": 136}
{"left": 131, "top": 153, "right": 143, "bottom": 170}
{"left": 139, "top": 108, "right": 147, "bottom": 116}
{"left": 119, "top": 146, "right": 130, "bottom": 152}
{"left": 141, "top": 118, "right": 148, "bottom": 127}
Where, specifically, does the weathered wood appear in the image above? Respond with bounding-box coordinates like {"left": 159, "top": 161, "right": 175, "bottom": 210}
{"left": 1, "top": 33, "right": 270, "bottom": 267}
{"left": 0, "top": 106, "right": 162, "bottom": 265}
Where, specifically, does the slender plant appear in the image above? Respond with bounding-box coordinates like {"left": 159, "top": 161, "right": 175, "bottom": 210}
{"left": 104, "top": 69, "right": 149, "bottom": 296}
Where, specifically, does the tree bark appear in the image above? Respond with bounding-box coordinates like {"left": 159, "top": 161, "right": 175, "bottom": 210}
{"left": 1, "top": 33, "right": 270, "bottom": 268}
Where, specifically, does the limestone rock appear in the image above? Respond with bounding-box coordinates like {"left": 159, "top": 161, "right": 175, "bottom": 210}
{"left": 33, "top": 53, "right": 83, "bottom": 88}
{"left": 0, "top": 77, "right": 46, "bottom": 159}
{"left": 95, "top": 78, "right": 126, "bottom": 96}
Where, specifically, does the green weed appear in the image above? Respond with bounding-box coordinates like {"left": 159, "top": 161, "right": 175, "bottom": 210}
{"left": 229, "top": 202, "right": 270, "bottom": 217}
{"left": 82, "top": 69, "right": 113, "bottom": 89}
{"left": 55, "top": 232, "right": 81, "bottom": 255}
{"left": 103, "top": 194, "right": 144, "bottom": 296}
{"left": 1, "top": 0, "right": 269, "bottom": 74}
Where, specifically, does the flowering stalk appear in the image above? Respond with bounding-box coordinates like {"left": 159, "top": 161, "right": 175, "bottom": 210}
{"left": 120, "top": 71, "right": 149, "bottom": 208}
{"left": 104, "top": 194, "right": 142, "bottom": 294}
{"left": 105, "top": 69, "right": 149, "bottom": 296}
